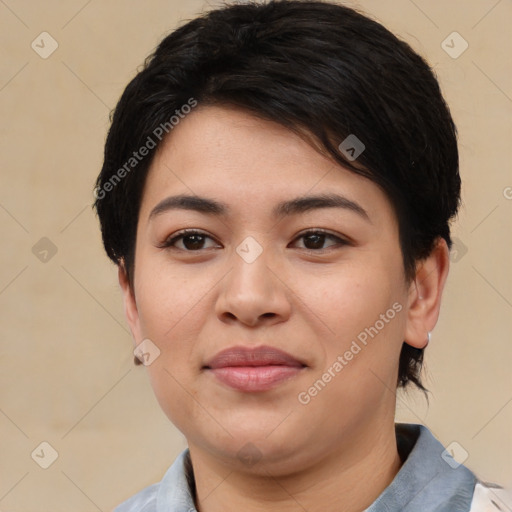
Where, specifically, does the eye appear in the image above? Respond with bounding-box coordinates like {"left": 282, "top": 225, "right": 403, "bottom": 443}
{"left": 291, "top": 230, "right": 348, "bottom": 251}
{"left": 160, "top": 229, "right": 221, "bottom": 251}
{"left": 160, "top": 229, "right": 348, "bottom": 252}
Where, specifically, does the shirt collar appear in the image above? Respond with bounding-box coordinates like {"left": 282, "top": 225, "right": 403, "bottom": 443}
{"left": 156, "top": 423, "right": 476, "bottom": 512}
{"left": 365, "top": 423, "right": 476, "bottom": 512}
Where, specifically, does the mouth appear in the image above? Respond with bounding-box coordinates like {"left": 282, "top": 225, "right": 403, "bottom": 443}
{"left": 203, "top": 345, "right": 307, "bottom": 392}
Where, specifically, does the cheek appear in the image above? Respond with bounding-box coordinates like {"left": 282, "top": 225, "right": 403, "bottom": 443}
{"left": 295, "top": 256, "right": 408, "bottom": 390}
{"left": 134, "top": 262, "right": 210, "bottom": 414}
{"left": 135, "top": 261, "right": 207, "bottom": 341}
{"left": 295, "top": 269, "right": 406, "bottom": 425}
{"left": 136, "top": 266, "right": 208, "bottom": 430}
{"left": 294, "top": 261, "right": 401, "bottom": 336}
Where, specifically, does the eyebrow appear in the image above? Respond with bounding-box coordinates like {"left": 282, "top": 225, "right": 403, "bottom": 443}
{"left": 149, "top": 193, "right": 370, "bottom": 222}
{"left": 273, "top": 193, "right": 370, "bottom": 221}
{"left": 149, "top": 194, "right": 227, "bottom": 219}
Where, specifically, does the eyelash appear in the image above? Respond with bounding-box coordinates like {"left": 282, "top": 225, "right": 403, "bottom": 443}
{"left": 159, "top": 228, "right": 349, "bottom": 252}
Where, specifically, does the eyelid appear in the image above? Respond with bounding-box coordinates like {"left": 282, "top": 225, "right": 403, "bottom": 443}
{"left": 293, "top": 228, "right": 348, "bottom": 241}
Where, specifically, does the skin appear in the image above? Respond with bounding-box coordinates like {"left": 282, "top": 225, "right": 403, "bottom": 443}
{"left": 119, "top": 105, "right": 450, "bottom": 512}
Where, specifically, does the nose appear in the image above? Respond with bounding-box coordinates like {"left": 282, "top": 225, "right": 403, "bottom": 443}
{"left": 214, "top": 245, "right": 292, "bottom": 328}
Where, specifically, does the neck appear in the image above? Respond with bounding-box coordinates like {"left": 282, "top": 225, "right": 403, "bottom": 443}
{"left": 188, "top": 421, "right": 402, "bottom": 512}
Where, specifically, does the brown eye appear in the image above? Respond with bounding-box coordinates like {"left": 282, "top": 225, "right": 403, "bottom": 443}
{"left": 302, "top": 233, "right": 328, "bottom": 249}
{"left": 292, "top": 230, "right": 347, "bottom": 251}
{"left": 179, "top": 233, "right": 207, "bottom": 250}
{"left": 162, "top": 230, "right": 220, "bottom": 251}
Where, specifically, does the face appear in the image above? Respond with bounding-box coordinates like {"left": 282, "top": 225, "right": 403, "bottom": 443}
{"left": 121, "top": 105, "right": 433, "bottom": 475}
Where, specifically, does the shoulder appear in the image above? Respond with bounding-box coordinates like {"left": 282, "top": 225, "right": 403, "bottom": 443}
{"left": 113, "top": 483, "right": 159, "bottom": 512}
{"left": 112, "top": 449, "right": 195, "bottom": 512}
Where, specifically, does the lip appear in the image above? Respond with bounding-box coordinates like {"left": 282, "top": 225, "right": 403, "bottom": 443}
{"left": 204, "top": 345, "right": 306, "bottom": 392}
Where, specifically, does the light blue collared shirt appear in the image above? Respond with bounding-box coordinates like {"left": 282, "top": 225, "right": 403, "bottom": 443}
{"left": 114, "top": 423, "right": 483, "bottom": 512}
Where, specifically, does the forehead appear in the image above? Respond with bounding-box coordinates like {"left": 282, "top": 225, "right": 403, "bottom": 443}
{"left": 139, "top": 105, "right": 395, "bottom": 225}
{"left": 151, "top": 105, "right": 333, "bottom": 181}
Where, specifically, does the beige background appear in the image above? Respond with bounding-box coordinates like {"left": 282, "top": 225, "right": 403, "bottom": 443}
{"left": 0, "top": 0, "right": 511, "bottom": 510}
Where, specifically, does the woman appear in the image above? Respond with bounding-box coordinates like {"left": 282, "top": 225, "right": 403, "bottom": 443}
{"left": 94, "top": 1, "right": 508, "bottom": 510}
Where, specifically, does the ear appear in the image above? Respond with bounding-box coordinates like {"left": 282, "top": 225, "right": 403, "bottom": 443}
{"left": 404, "top": 237, "right": 450, "bottom": 349}
{"left": 118, "top": 262, "right": 142, "bottom": 346}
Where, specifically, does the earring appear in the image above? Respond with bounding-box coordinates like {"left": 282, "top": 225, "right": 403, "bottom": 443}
{"left": 426, "top": 331, "right": 431, "bottom": 346}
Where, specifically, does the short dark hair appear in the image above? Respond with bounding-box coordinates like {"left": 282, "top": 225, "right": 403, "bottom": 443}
{"left": 94, "top": 0, "right": 460, "bottom": 390}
